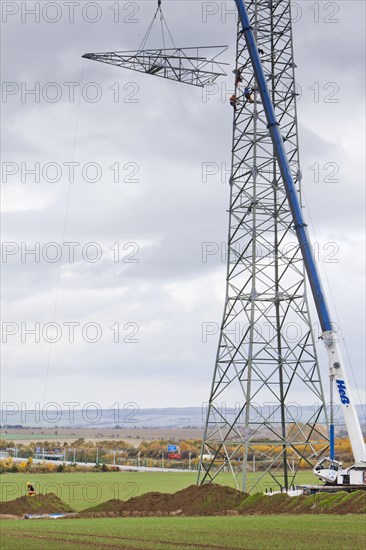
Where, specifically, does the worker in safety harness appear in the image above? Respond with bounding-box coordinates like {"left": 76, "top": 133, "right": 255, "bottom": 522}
{"left": 243, "top": 86, "right": 255, "bottom": 103}
{"left": 229, "top": 67, "right": 243, "bottom": 111}
{"left": 233, "top": 68, "right": 243, "bottom": 87}
{"left": 229, "top": 94, "right": 238, "bottom": 111}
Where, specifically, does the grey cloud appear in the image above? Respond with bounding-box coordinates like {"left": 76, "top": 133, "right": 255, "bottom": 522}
{"left": 2, "top": 0, "right": 364, "bottom": 407}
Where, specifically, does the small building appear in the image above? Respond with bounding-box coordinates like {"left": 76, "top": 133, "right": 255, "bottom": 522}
{"left": 38, "top": 452, "right": 64, "bottom": 461}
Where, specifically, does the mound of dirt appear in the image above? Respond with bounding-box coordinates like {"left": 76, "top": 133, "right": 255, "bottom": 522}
{"left": 238, "top": 490, "right": 366, "bottom": 516}
{"left": 83, "top": 484, "right": 245, "bottom": 516}
{"left": 238, "top": 492, "right": 290, "bottom": 515}
{"left": 336, "top": 490, "right": 366, "bottom": 514}
{"left": 0, "top": 493, "right": 75, "bottom": 516}
{"left": 2, "top": 485, "right": 364, "bottom": 519}
{"left": 84, "top": 485, "right": 366, "bottom": 517}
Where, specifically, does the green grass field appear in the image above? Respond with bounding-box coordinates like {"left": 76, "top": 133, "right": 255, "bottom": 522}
{"left": 0, "top": 471, "right": 318, "bottom": 511}
{"left": 1, "top": 515, "right": 365, "bottom": 550}
{"left": 1, "top": 472, "right": 365, "bottom": 549}
{"left": 1, "top": 433, "right": 71, "bottom": 441}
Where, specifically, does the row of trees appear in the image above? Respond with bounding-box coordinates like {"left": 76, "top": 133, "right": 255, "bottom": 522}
{"left": 0, "top": 437, "right": 355, "bottom": 469}
{"left": 0, "top": 438, "right": 203, "bottom": 460}
{"left": 0, "top": 456, "right": 121, "bottom": 474}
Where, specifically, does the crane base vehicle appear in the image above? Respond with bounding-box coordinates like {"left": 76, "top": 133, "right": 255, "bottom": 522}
{"left": 312, "top": 458, "right": 366, "bottom": 486}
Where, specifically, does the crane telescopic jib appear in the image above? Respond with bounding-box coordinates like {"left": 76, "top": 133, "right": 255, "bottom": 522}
{"left": 234, "top": 0, "right": 365, "bottom": 486}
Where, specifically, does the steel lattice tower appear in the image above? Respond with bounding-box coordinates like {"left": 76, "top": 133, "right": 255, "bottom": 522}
{"left": 83, "top": 0, "right": 332, "bottom": 492}
{"left": 198, "top": 0, "right": 329, "bottom": 492}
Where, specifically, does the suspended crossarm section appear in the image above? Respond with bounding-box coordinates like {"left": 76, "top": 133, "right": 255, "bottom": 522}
{"left": 82, "top": 46, "right": 229, "bottom": 87}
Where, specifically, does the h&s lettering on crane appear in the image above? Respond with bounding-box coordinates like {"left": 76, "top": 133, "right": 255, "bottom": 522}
{"left": 336, "top": 379, "right": 350, "bottom": 406}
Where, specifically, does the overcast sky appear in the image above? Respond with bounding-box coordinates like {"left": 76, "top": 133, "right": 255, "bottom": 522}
{"left": 1, "top": 1, "right": 365, "bottom": 414}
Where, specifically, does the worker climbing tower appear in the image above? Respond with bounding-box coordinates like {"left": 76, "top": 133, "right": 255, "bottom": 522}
{"left": 198, "top": 0, "right": 329, "bottom": 492}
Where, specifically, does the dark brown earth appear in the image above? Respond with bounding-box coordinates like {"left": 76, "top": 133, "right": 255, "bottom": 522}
{"left": 0, "top": 485, "right": 365, "bottom": 518}
{"left": 83, "top": 483, "right": 244, "bottom": 516}
{"left": 0, "top": 493, "right": 75, "bottom": 515}
{"left": 82, "top": 484, "right": 366, "bottom": 517}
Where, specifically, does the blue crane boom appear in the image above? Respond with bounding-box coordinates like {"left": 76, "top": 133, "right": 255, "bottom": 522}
{"left": 235, "top": 0, "right": 332, "bottom": 333}
{"left": 234, "top": 0, "right": 365, "bottom": 478}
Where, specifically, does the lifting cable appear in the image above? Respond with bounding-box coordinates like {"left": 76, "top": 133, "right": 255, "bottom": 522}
{"left": 42, "top": 61, "right": 85, "bottom": 405}
{"left": 138, "top": 0, "right": 176, "bottom": 51}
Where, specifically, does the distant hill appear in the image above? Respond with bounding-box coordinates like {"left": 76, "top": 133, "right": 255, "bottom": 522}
{"left": 1, "top": 405, "right": 365, "bottom": 429}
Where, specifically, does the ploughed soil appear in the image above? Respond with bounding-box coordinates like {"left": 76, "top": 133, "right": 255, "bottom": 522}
{"left": 83, "top": 484, "right": 244, "bottom": 517}
{"left": 82, "top": 484, "right": 366, "bottom": 517}
{"left": 0, "top": 493, "right": 75, "bottom": 515}
{"left": 1, "top": 485, "right": 365, "bottom": 518}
